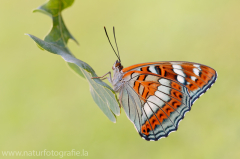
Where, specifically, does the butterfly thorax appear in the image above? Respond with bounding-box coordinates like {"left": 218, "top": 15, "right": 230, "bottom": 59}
{"left": 110, "top": 60, "right": 124, "bottom": 92}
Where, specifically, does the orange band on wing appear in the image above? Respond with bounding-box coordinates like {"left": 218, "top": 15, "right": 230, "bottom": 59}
{"left": 122, "top": 62, "right": 157, "bottom": 73}
{"left": 141, "top": 101, "right": 180, "bottom": 136}
{"left": 133, "top": 75, "right": 146, "bottom": 94}
{"left": 122, "top": 70, "right": 162, "bottom": 79}
{"left": 122, "top": 62, "right": 172, "bottom": 73}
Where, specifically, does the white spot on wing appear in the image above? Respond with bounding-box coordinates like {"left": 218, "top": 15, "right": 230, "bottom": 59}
{"left": 191, "top": 76, "right": 197, "bottom": 81}
{"left": 148, "top": 101, "right": 159, "bottom": 112}
{"left": 159, "top": 78, "right": 171, "bottom": 86}
{"left": 148, "top": 96, "right": 165, "bottom": 108}
{"left": 172, "top": 65, "right": 182, "bottom": 69}
{"left": 158, "top": 85, "right": 171, "bottom": 94}
{"left": 143, "top": 103, "right": 152, "bottom": 116}
{"left": 193, "top": 64, "right": 202, "bottom": 70}
{"left": 173, "top": 69, "right": 186, "bottom": 77}
{"left": 193, "top": 68, "right": 200, "bottom": 76}
{"left": 177, "top": 75, "right": 185, "bottom": 84}
{"left": 148, "top": 96, "right": 161, "bottom": 106}
{"left": 149, "top": 65, "right": 157, "bottom": 74}
{"left": 155, "top": 91, "right": 170, "bottom": 102}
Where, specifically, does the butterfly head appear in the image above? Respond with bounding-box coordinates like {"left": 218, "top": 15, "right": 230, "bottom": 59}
{"left": 112, "top": 60, "right": 123, "bottom": 70}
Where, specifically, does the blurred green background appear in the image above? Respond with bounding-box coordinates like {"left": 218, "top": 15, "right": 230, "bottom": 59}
{"left": 0, "top": 0, "right": 239, "bottom": 158}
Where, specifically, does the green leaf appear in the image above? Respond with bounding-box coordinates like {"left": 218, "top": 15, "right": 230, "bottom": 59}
{"left": 27, "top": 0, "right": 120, "bottom": 122}
{"left": 33, "top": 0, "right": 78, "bottom": 46}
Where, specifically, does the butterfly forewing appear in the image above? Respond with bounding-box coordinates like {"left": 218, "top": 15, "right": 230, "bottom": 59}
{"left": 120, "top": 61, "right": 217, "bottom": 141}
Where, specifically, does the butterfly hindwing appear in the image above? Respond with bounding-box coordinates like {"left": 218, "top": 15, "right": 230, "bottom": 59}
{"left": 126, "top": 75, "right": 191, "bottom": 140}
{"left": 119, "top": 83, "right": 142, "bottom": 132}
{"left": 120, "top": 61, "right": 217, "bottom": 141}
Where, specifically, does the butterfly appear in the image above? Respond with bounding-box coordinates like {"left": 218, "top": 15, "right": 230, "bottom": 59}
{"left": 93, "top": 27, "right": 217, "bottom": 141}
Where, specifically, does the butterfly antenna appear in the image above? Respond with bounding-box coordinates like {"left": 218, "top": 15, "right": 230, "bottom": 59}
{"left": 104, "top": 26, "right": 120, "bottom": 61}
{"left": 113, "top": 26, "right": 121, "bottom": 62}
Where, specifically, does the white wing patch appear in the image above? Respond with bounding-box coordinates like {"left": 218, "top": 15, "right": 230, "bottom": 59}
{"left": 177, "top": 75, "right": 185, "bottom": 84}
{"left": 173, "top": 69, "right": 186, "bottom": 77}
{"left": 191, "top": 76, "right": 197, "bottom": 81}
{"left": 193, "top": 68, "right": 200, "bottom": 76}
{"left": 172, "top": 64, "right": 182, "bottom": 69}
{"left": 155, "top": 91, "right": 170, "bottom": 102}
{"left": 148, "top": 96, "right": 165, "bottom": 107}
{"left": 149, "top": 65, "right": 157, "bottom": 74}
{"left": 159, "top": 78, "right": 171, "bottom": 86}
{"left": 193, "top": 64, "right": 202, "bottom": 70}
{"left": 157, "top": 85, "right": 171, "bottom": 94}
{"left": 143, "top": 103, "right": 153, "bottom": 116}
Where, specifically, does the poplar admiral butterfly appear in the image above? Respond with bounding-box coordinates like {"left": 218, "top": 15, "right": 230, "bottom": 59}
{"left": 93, "top": 27, "right": 217, "bottom": 141}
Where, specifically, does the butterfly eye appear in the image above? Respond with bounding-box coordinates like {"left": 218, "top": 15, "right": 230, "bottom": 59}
{"left": 115, "top": 63, "right": 120, "bottom": 67}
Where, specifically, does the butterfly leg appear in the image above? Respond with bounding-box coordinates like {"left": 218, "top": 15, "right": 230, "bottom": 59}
{"left": 91, "top": 71, "right": 113, "bottom": 83}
